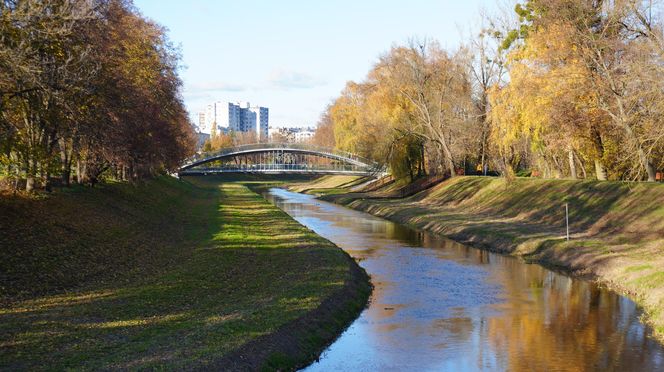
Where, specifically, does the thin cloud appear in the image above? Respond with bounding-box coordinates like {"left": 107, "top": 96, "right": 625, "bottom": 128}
{"left": 268, "top": 69, "right": 326, "bottom": 89}
{"left": 182, "top": 90, "right": 213, "bottom": 100}
{"left": 188, "top": 81, "right": 249, "bottom": 92}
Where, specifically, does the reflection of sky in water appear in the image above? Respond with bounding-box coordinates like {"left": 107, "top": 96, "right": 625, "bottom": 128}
{"left": 264, "top": 188, "right": 664, "bottom": 371}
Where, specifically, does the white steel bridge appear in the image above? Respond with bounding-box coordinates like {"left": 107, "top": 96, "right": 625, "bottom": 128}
{"left": 178, "top": 143, "right": 385, "bottom": 176}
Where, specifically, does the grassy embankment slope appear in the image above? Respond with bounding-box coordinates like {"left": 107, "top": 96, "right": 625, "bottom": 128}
{"left": 304, "top": 175, "right": 664, "bottom": 341}
{"left": 0, "top": 177, "right": 369, "bottom": 370}
{"left": 287, "top": 174, "right": 368, "bottom": 195}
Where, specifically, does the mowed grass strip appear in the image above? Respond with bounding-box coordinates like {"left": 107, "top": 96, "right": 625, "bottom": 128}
{"left": 0, "top": 180, "right": 366, "bottom": 370}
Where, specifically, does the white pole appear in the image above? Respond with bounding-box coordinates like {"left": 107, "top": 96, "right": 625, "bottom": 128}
{"left": 565, "top": 203, "right": 570, "bottom": 241}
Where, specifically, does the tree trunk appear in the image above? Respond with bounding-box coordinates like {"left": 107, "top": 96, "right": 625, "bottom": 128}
{"left": 640, "top": 148, "right": 657, "bottom": 182}
{"left": 445, "top": 152, "right": 455, "bottom": 177}
{"left": 438, "top": 136, "right": 455, "bottom": 178}
{"left": 76, "top": 159, "right": 82, "bottom": 184}
{"left": 574, "top": 152, "right": 587, "bottom": 179}
{"left": 61, "top": 168, "right": 71, "bottom": 186}
{"left": 479, "top": 122, "right": 488, "bottom": 174}
{"left": 547, "top": 153, "right": 563, "bottom": 179}
{"left": 61, "top": 153, "right": 72, "bottom": 186}
{"left": 502, "top": 154, "right": 516, "bottom": 181}
{"left": 568, "top": 148, "right": 577, "bottom": 179}
{"left": 26, "top": 177, "right": 34, "bottom": 192}
{"left": 542, "top": 156, "right": 551, "bottom": 178}
{"left": 24, "top": 156, "right": 35, "bottom": 192}
{"left": 76, "top": 159, "right": 87, "bottom": 184}
{"left": 39, "top": 161, "right": 46, "bottom": 184}
{"left": 59, "top": 138, "right": 72, "bottom": 186}
{"left": 590, "top": 127, "right": 607, "bottom": 180}
{"left": 594, "top": 159, "right": 607, "bottom": 181}
{"left": 418, "top": 144, "right": 426, "bottom": 176}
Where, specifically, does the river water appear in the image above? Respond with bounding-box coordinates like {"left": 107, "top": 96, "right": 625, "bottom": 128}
{"left": 264, "top": 188, "right": 664, "bottom": 371}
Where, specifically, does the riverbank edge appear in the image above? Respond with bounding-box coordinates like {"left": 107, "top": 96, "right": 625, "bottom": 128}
{"left": 317, "top": 190, "right": 664, "bottom": 344}
{"left": 212, "top": 184, "right": 372, "bottom": 371}
{"left": 212, "top": 254, "right": 370, "bottom": 371}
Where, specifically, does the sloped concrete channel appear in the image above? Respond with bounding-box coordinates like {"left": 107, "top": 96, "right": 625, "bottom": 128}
{"left": 263, "top": 188, "right": 664, "bottom": 371}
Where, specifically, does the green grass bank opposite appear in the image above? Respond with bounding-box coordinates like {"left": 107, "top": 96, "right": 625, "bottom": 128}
{"left": 309, "top": 175, "right": 664, "bottom": 342}
{"left": 0, "top": 176, "right": 370, "bottom": 370}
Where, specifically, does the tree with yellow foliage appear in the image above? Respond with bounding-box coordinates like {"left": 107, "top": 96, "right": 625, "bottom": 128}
{"left": 491, "top": 0, "right": 664, "bottom": 181}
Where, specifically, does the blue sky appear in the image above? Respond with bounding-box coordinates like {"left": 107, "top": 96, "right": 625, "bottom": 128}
{"left": 133, "top": 0, "right": 498, "bottom": 127}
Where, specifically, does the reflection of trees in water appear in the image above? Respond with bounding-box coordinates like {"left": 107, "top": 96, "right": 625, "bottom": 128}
{"left": 359, "top": 228, "right": 664, "bottom": 370}
{"left": 485, "top": 260, "right": 664, "bottom": 371}
{"left": 409, "top": 232, "right": 663, "bottom": 369}
{"left": 272, "top": 191, "right": 664, "bottom": 370}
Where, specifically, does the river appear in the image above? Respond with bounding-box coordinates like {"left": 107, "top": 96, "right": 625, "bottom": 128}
{"left": 263, "top": 188, "right": 664, "bottom": 371}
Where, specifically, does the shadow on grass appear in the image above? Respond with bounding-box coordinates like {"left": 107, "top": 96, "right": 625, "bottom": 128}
{"left": 0, "top": 179, "right": 366, "bottom": 370}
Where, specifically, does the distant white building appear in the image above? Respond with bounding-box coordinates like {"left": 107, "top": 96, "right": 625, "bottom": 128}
{"left": 269, "top": 126, "right": 316, "bottom": 143}
{"left": 217, "top": 101, "right": 241, "bottom": 132}
{"left": 268, "top": 126, "right": 281, "bottom": 140}
{"left": 203, "top": 104, "right": 215, "bottom": 133}
{"left": 294, "top": 128, "right": 315, "bottom": 143}
{"left": 197, "top": 112, "right": 206, "bottom": 132}
{"left": 198, "top": 101, "right": 269, "bottom": 138}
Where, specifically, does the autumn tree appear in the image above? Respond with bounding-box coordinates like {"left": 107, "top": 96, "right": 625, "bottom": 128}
{"left": 491, "top": 0, "right": 664, "bottom": 181}
{"left": 311, "top": 105, "right": 336, "bottom": 148}
{"left": 387, "top": 130, "right": 426, "bottom": 182}
{"left": 467, "top": 19, "right": 508, "bottom": 174}
{"left": 380, "top": 41, "right": 475, "bottom": 177}
{"left": 0, "top": 0, "right": 195, "bottom": 190}
{"left": 326, "top": 41, "right": 480, "bottom": 181}
{"left": 0, "top": 0, "right": 98, "bottom": 190}
{"left": 321, "top": 1, "right": 663, "bottom": 183}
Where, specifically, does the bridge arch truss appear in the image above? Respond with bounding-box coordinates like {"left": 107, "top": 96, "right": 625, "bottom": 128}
{"left": 179, "top": 143, "right": 384, "bottom": 176}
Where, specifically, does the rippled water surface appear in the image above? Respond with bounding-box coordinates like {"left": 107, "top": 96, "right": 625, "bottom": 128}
{"left": 263, "top": 188, "right": 664, "bottom": 371}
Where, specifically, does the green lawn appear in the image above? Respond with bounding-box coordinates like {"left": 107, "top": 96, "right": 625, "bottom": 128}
{"left": 0, "top": 177, "right": 369, "bottom": 370}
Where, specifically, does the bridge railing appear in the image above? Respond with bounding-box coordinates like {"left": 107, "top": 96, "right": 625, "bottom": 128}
{"left": 182, "top": 163, "right": 366, "bottom": 172}
{"left": 181, "top": 143, "right": 381, "bottom": 170}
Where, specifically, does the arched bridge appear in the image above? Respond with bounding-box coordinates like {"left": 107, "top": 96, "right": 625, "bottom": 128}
{"left": 179, "top": 143, "right": 385, "bottom": 176}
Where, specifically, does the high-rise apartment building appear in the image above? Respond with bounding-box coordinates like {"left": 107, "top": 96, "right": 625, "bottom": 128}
{"left": 250, "top": 107, "right": 269, "bottom": 142}
{"left": 216, "top": 101, "right": 241, "bottom": 131}
{"left": 203, "top": 104, "right": 215, "bottom": 133}
{"left": 197, "top": 112, "right": 206, "bottom": 132}
{"left": 198, "top": 101, "right": 268, "bottom": 139}
{"left": 238, "top": 102, "right": 255, "bottom": 132}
